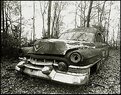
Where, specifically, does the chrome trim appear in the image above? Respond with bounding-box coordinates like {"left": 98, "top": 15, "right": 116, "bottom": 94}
{"left": 29, "top": 59, "right": 53, "bottom": 66}
{"left": 20, "top": 57, "right": 56, "bottom": 66}
{"left": 19, "top": 57, "right": 26, "bottom": 61}
{"left": 24, "top": 64, "right": 43, "bottom": 70}
{"left": 69, "top": 59, "right": 101, "bottom": 69}
{"left": 53, "top": 59, "right": 101, "bottom": 69}
{"left": 55, "top": 69, "right": 90, "bottom": 76}
{"left": 15, "top": 63, "right": 90, "bottom": 85}
{"left": 49, "top": 69, "right": 89, "bottom": 85}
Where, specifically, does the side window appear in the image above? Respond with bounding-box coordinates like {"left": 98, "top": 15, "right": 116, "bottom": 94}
{"left": 96, "top": 33, "right": 104, "bottom": 42}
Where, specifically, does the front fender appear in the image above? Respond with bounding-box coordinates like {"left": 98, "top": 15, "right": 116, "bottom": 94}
{"left": 77, "top": 48, "right": 102, "bottom": 59}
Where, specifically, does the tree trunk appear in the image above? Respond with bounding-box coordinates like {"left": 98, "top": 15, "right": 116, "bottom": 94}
{"left": 42, "top": 14, "right": 45, "bottom": 37}
{"left": 47, "top": 1, "right": 52, "bottom": 38}
{"left": 2, "top": 1, "right": 5, "bottom": 34}
{"left": 106, "top": 1, "right": 112, "bottom": 42}
{"left": 84, "top": 1, "right": 86, "bottom": 27}
{"left": 19, "top": 1, "right": 22, "bottom": 48}
{"left": 7, "top": 5, "right": 13, "bottom": 34}
{"left": 75, "top": 2, "right": 78, "bottom": 28}
{"left": 100, "top": 1, "right": 106, "bottom": 23}
{"left": 55, "top": 2, "right": 63, "bottom": 38}
{"left": 1, "top": 0, "right": 5, "bottom": 47}
{"left": 87, "top": 1, "right": 93, "bottom": 27}
{"left": 4, "top": 2, "right": 8, "bottom": 37}
{"left": 55, "top": 17, "right": 59, "bottom": 38}
{"left": 39, "top": 2, "right": 47, "bottom": 38}
{"left": 97, "top": 2, "right": 100, "bottom": 22}
{"left": 79, "top": 2, "right": 83, "bottom": 27}
{"left": 116, "top": 22, "right": 120, "bottom": 49}
{"left": 33, "top": 1, "right": 35, "bottom": 41}
{"left": 51, "top": 2, "right": 58, "bottom": 38}
{"left": 55, "top": 10, "right": 61, "bottom": 38}
{"left": 112, "top": 29, "right": 115, "bottom": 47}
{"left": 5, "top": 6, "right": 8, "bottom": 35}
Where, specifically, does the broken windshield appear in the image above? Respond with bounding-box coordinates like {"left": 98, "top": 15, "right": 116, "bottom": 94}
{"left": 59, "top": 32, "right": 94, "bottom": 42}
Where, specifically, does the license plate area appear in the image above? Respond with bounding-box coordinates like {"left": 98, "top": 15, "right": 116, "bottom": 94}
{"left": 24, "top": 68, "right": 39, "bottom": 75}
{"left": 23, "top": 68, "right": 50, "bottom": 79}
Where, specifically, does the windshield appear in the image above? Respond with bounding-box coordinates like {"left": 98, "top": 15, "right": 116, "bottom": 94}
{"left": 59, "top": 32, "right": 94, "bottom": 42}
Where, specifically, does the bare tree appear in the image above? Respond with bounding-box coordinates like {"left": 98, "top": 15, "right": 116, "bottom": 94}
{"left": 19, "top": 1, "right": 22, "bottom": 47}
{"left": 83, "top": 1, "right": 87, "bottom": 27}
{"left": 51, "top": 2, "right": 58, "bottom": 37}
{"left": 77, "top": 1, "right": 88, "bottom": 27}
{"left": 1, "top": 1, "right": 4, "bottom": 33}
{"left": 33, "top": 1, "right": 35, "bottom": 41}
{"left": 55, "top": 1, "right": 67, "bottom": 38}
{"left": 97, "top": 2, "right": 100, "bottom": 22}
{"left": 106, "top": 1, "right": 112, "bottom": 42}
{"left": 74, "top": 2, "right": 78, "bottom": 28}
{"left": 79, "top": 2, "right": 83, "bottom": 27}
{"left": 116, "top": 22, "right": 120, "bottom": 48}
{"left": 111, "top": 29, "right": 115, "bottom": 47}
{"left": 99, "top": 1, "right": 106, "bottom": 23}
{"left": 1, "top": 1, "right": 23, "bottom": 48}
{"left": 5, "top": 2, "right": 8, "bottom": 35}
{"left": 39, "top": 1, "right": 48, "bottom": 38}
{"left": 51, "top": 1, "right": 66, "bottom": 38}
{"left": 3, "top": 1, "right": 9, "bottom": 37}
{"left": 47, "top": 1, "right": 52, "bottom": 38}
{"left": 87, "top": 1, "right": 93, "bottom": 27}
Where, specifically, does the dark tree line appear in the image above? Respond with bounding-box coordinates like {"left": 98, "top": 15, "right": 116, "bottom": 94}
{"left": 1, "top": 1, "right": 22, "bottom": 58}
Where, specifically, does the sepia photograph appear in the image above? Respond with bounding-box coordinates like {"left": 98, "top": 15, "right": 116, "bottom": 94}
{"left": 1, "top": 0, "right": 120, "bottom": 94}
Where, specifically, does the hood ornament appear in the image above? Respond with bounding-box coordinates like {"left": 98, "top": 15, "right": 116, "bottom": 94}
{"left": 34, "top": 44, "right": 39, "bottom": 51}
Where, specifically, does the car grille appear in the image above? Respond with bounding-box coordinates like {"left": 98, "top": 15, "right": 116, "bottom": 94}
{"left": 27, "top": 57, "right": 57, "bottom": 66}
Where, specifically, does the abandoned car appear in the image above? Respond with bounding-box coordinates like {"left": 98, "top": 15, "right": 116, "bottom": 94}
{"left": 15, "top": 27, "right": 109, "bottom": 85}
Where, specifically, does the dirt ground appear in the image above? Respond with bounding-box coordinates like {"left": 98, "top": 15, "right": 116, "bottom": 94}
{"left": 1, "top": 49, "right": 120, "bottom": 94}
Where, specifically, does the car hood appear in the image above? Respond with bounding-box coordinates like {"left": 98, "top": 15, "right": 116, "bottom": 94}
{"left": 28, "top": 39, "right": 95, "bottom": 55}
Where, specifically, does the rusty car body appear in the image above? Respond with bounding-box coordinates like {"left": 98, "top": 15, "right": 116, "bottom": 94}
{"left": 15, "top": 27, "right": 109, "bottom": 85}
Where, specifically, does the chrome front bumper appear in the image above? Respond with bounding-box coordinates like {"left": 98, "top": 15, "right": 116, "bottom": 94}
{"left": 15, "top": 61, "right": 90, "bottom": 85}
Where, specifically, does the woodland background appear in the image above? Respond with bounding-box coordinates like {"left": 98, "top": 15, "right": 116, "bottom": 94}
{"left": 1, "top": 1, "right": 120, "bottom": 94}
{"left": 1, "top": 1, "right": 120, "bottom": 57}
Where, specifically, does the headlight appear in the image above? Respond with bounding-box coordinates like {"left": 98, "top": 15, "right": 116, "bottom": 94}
{"left": 69, "top": 52, "right": 83, "bottom": 64}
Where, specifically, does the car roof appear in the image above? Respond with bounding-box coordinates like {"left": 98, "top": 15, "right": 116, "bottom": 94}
{"left": 64, "top": 27, "right": 100, "bottom": 34}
